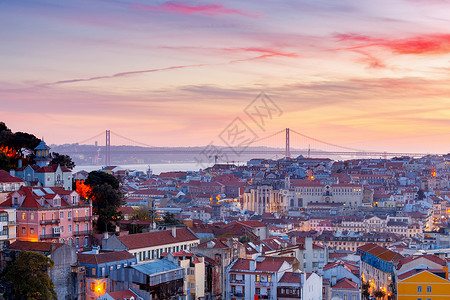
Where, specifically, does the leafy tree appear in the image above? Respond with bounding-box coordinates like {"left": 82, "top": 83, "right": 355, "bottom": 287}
{"left": 373, "top": 289, "right": 385, "bottom": 300}
{"left": 362, "top": 282, "right": 371, "bottom": 300}
{"left": 2, "top": 251, "right": 57, "bottom": 300}
{"left": 9, "top": 131, "right": 41, "bottom": 157}
{"left": 85, "top": 171, "right": 124, "bottom": 232}
{"left": 159, "top": 212, "right": 183, "bottom": 226}
{"left": 238, "top": 235, "right": 252, "bottom": 243}
{"left": 132, "top": 205, "right": 158, "bottom": 222}
{"left": 417, "top": 189, "right": 426, "bottom": 200}
{"left": 50, "top": 152, "right": 75, "bottom": 170}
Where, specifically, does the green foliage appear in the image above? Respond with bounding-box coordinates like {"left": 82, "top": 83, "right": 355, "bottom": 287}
{"left": 238, "top": 235, "right": 252, "bottom": 243}
{"left": 85, "top": 171, "right": 124, "bottom": 232}
{"left": 50, "top": 152, "right": 75, "bottom": 170}
{"left": 132, "top": 205, "right": 158, "bottom": 221}
{"left": 159, "top": 212, "right": 183, "bottom": 226}
{"left": 373, "top": 289, "right": 386, "bottom": 299}
{"left": 0, "top": 122, "right": 41, "bottom": 170}
{"left": 85, "top": 171, "right": 120, "bottom": 189}
{"left": 2, "top": 251, "right": 57, "bottom": 300}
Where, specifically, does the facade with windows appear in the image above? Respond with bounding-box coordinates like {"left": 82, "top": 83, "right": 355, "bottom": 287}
{"left": 78, "top": 250, "right": 137, "bottom": 300}
{"left": 357, "top": 243, "right": 403, "bottom": 300}
{"left": 226, "top": 256, "right": 293, "bottom": 300}
{"left": 396, "top": 269, "right": 450, "bottom": 300}
{"left": 1, "top": 186, "right": 92, "bottom": 248}
{"left": 102, "top": 227, "right": 200, "bottom": 263}
{"left": 0, "top": 208, "right": 17, "bottom": 249}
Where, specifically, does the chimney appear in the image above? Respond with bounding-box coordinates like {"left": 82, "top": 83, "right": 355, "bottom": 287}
{"left": 172, "top": 227, "right": 177, "bottom": 238}
{"left": 249, "top": 259, "right": 256, "bottom": 271}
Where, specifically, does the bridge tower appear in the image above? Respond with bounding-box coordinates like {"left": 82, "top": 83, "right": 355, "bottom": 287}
{"left": 285, "top": 128, "right": 290, "bottom": 158}
{"left": 105, "top": 130, "right": 111, "bottom": 166}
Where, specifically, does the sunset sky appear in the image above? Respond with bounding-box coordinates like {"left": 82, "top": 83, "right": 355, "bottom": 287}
{"left": 1, "top": 0, "right": 450, "bottom": 153}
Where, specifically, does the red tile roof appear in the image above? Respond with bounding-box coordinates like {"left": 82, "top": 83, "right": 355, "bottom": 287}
{"left": 332, "top": 278, "right": 359, "bottom": 290}
{"left": 9, "top": 241, "right": 64, "bottom": 252}
{"left": 117, "top": 228, "right": 199, "bottom": 250}
{"left": 78, "top": 250, "right": 134, "bottom": 265}
{"left": 396, "top": 254, "right": 447, "bottom": 270}
{"left": 107, "top": 289, "right": 142, "bottom": 300}
{"left": 279, "top": 272, "right": 302, "bottom": 284}
{"left": 0, "top": 170, "right": 23, "bottom": 183}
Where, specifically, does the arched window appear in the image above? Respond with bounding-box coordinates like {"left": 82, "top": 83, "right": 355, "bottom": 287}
{"left": 290, "top": 199, "right": 294, "bottom": 207}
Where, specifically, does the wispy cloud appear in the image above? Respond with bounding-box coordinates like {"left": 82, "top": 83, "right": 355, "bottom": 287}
{"left": 335, "top": 33, "right": 450, "bottom": 55}
{"left": 132, "top": 2, "right": 259, "bottom": 17}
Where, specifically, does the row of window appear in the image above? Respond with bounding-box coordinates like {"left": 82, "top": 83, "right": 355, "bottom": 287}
{"left": 19, "top": 209, "right": 89, "bottom": 221}
{"left": 417, "top": 285, "right": 432, "bottom": 293}
{"left": 21, "top": 223, "right": 89, "bottom": 235}
{"left": 134, "top": 243, "right": 197, "bottom": 262}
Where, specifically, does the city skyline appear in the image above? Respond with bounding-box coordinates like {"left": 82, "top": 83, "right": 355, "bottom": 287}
{"left": 1, "top": 0, "right": 450, "bottom": 153}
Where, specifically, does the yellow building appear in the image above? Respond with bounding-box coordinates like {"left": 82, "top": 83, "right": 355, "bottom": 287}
{"left": 396, "top": 269, "right": 450, "bottom": 299}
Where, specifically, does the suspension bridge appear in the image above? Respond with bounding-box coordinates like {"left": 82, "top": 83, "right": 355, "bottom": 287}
{"left": 55, "top": 129, "right": 441, "bottom": 165}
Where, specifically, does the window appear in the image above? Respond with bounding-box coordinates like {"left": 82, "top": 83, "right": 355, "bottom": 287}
{"left": 90, "top": 282, "right": 95, "bottom": 291}
{"left": 92, "top": 268, "right": 96, "bottom": 276}
{"left": 60, "top": 226, "right": 64, "bottom": 233}
{"left": 344, "top": 295, "right": 348, "bottom": 300}
{"left": 68, "top": 211, "right": 72, "bottom": 218}
{"left": 256, "top": 275, "right": 260, "bottom": 282}
{"left": 103, "top": 282, "right": 106, "bottom": 290}
{"left": 22, "top": 212, "right": 25, "bottom": 219}
{"left": 417, "top": 286, "right": 422, "bottom": 293}
{"left": 22, "top": 227, "right": 25, "bottom": 234}
{"left": 101, "top": 267, "right": 105, "bottom": 275}
{"left": 60, "top": 212, "right": 64, "bottom": 219}
{"left": 68, "top": 225, "right": 72, "bottom": 232}
{"left": 30, "top": 213, "right": 34, "bottom": 220}
{"left": 84, "top": 237, "right": 88, "bottom": 246}
{"left": 426, "top": 286, "right": 432, "bottom": 293}
{"left": 30, "top": 228, "right": 34, "bottom": 235}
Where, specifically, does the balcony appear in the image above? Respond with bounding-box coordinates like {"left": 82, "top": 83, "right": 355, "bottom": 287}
{"left": 230, "top": 279, "right": 245, "bottom": 284}
{"left": 8, "top": 220, "right": 16, "bottom": 226}
{"left": 40, "top": 219, "right": 60, "bottom": 225}
{"left": 74, "top": 230, "right": 92, "bottom": 236}
{"left": 41, "top": 233, "right": 60, "bottom": 239}
{"left": 73, "top": 216, "right": 92, "bottom": 222}
{"left": 230, "top": 292, "right": 245, "bottom": 298}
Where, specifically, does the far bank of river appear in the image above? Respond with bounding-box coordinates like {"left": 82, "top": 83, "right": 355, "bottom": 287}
{"left": 72, "top": 162, "right": 218, "bottom": 175}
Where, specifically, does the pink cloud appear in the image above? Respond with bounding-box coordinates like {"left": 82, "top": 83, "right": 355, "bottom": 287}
{"left": 132, "top": 2, "right": 259, "bottom": 17}
{"left": 335, "top": 33, "right": 450, "bottom": 55}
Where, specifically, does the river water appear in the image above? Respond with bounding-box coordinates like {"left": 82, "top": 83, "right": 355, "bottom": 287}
{"left": 72, "top": 162, "right": 217, "bottom": 175}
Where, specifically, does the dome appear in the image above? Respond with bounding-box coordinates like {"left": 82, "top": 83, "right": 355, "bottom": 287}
{"left": 34, "top": 140, "right": 50, "bottom": 151}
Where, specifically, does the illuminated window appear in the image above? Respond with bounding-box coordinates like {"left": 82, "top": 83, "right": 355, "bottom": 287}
{"left": 103, "top": 282, "right": 106, "bottom": 290}
{"left": 92, "top": 268, "right": 96, "bottom": 276}
{"left": 90, "top": 282, "right": 95, "bottom": 291}
{"left": 22, "top": 212, "right": 25, "bottom": 219}
{"left": 30, "top": 214, "right": 34, "bottom": 220}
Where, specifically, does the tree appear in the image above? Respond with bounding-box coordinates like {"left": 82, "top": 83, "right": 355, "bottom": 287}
{"left": 2, "top": 251, "right": 57, "bottom": 300}
{"left": 373, "top": 289, "right": 385, "bottom": 300}
{"left": 159, "top": 212, "right": 183, "bottom": 226}
{"left": 362, "top": 282, "right": 371, "bottom": 300}
{"left": 50, "top": 152, "right": 75, "bottom": 170}
{"left": 238, "top": 235, "right": 252, "bottom": 243}
{"left": 417, "top": 189, "right": 425, "bottom": 200}
{"left": 132, "top": 205, "right": 158, "bottom": 222}
{"left": 85, "top": 171, "right": 124, "bottom": 232}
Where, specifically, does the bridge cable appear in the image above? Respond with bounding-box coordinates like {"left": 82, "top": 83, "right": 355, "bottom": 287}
{"left": 110, "top": 131, "right": 156, "bottom": 148}
{"left": 289, "top": 129, "right": 367, "bottom": 152}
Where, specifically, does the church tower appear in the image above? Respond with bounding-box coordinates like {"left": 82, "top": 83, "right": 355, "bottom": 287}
{"left": 34, "top": 140, "right": 51, "bottom": 167}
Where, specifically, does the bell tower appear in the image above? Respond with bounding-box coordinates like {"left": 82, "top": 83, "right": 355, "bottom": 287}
{"left": 34, "top": 140, "right": 51, "bottom": 167}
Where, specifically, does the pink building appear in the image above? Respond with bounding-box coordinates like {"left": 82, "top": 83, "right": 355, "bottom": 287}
{"left": 1, "top": 186, "right": 93, "bottom": 248}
